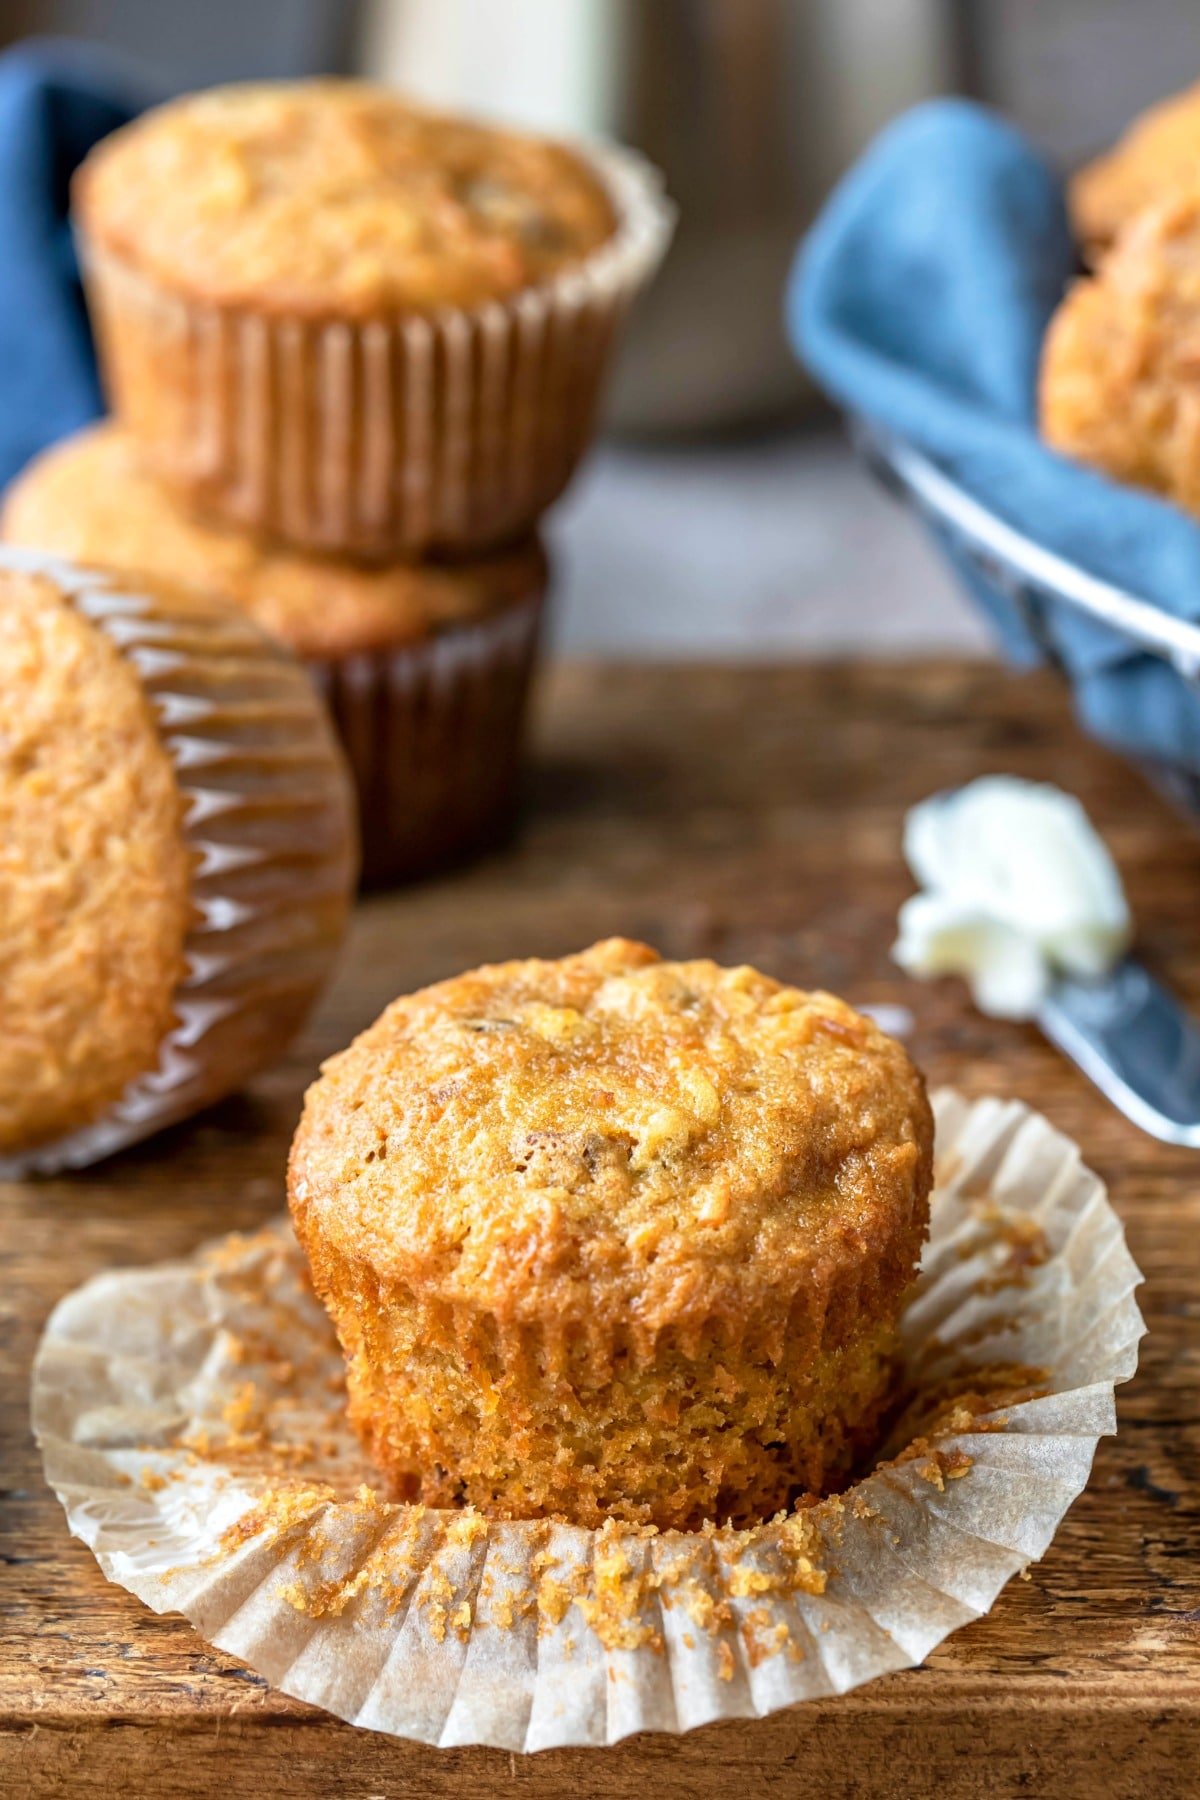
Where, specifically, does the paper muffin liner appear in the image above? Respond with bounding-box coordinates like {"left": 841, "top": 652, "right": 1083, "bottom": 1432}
{"left": 0, "top": 549, "right": 356, "bottom": 1178}
{"left": 307, "top": 578, "right": 546, "bottom": 888}
{"left": 32, "top": 1090, "right": 1143, "bottom": 1747}
{"left": 78, "top": 142, "right": 674, "bottom": 560}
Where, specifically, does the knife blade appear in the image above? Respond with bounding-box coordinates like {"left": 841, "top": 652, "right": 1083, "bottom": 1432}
{"left": 1039, "top": 958, "right": 1200, "bottom": 1146}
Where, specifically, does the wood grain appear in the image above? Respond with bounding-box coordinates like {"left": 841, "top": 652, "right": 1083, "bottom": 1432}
{"left": 3, "top": 660, "right": 1199, "bottom": 1797}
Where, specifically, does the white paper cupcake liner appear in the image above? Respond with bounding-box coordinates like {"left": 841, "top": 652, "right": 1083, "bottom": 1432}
{"left": 0, "top": 548, "right": 356, "bottom": 1177}
{"left": 31, "top": 1090, "right": 1144, "bottom": 1749}
{"left": 80, "top": 142, "right": 674, "bottom": 560}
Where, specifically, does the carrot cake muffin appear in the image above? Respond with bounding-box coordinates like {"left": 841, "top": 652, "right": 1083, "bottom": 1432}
{"left": 1041, "top": 189, "right": 1200, "bottom": 514}
{"left": 73, "top": 80, "right": 672, "bottom": 557}
{"left": 288, "top": 939, "right": 934, "bottom": 1531}
{"left": 3, "top": 425, "right": 547, "bottom": 886}
{"left": 1071, "top": 79, "right": 1200, "bottom": 259}
{"left": 0, "top": 550, "right": 355, "bottom": 1173}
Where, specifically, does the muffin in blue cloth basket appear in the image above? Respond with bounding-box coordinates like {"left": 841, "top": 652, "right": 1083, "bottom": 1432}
{"left": 790, "top": 97, "right": 1200, "bottom": 804}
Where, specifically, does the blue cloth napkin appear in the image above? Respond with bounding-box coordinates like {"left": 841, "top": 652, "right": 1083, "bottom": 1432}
{"left": 790, "top": 98, "right": 1200, "bottom": 774}
{"left": 0, "top": 42, "right": 142, "bottom": 489}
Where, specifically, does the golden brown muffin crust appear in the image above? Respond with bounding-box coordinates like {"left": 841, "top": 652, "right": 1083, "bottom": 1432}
{"left": 1071, "top": 80, "right": 1200, "bottom": 257}
{"left": 290, "top": 938, "right": 933, "bottom": 1340}
{"left": 290, "top": 941, "right": 932, "bottom": 1527}
{"left": 2, "top": 426, "right": 547, "bottom": 659}
{"left": 75, "top": 80, "right": 618, "bottom": 316}
{"left": 1040, "top": 189, "right": 1200, "bottom": 512}
{"left": 0, "top": 567, "right": 190, "bottom": 1152}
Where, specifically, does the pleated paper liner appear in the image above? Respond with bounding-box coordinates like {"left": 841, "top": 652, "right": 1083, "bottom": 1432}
{"left": 79, "top": 142, "right": 674, "bottom": 561}
{"left": 308, "top": 577, "right": 546, "bottom": 888}
{"left": 32, "top": 1090, "right": 1144, "bottom": 1746}
{"left": 0, "top": 550, "right": 357, "bottom": 1178}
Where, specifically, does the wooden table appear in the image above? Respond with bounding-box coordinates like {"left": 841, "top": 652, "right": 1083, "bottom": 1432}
{"left": 3, "top": 661, "right": 1199, "bottom": 1797}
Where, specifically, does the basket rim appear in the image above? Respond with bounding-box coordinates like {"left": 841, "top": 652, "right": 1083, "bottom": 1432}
{"left": 852, "top": 415, "right": 1200, "bottom": 681}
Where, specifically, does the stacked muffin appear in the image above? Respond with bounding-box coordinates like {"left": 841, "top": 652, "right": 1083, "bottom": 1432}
{"left": 5, "top": 80, "right": 672, "bottom": 885}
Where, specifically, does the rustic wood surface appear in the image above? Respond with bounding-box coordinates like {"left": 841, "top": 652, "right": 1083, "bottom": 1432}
{"left": 3, "top": 660, "right": 1199, "bottom": 1797}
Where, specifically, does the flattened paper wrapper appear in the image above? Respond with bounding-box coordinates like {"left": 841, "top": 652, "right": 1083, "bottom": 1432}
{"left": 32, "top": 1092, "right": 1144, "bottom": 1751}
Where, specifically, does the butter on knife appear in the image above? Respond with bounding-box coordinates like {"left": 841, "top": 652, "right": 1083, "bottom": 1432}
{"left": 893, "top": 776, "right": 1200, "bottom": 1146}
{"left": 893, "top": 776, "right": 1131, "bottom": 1021}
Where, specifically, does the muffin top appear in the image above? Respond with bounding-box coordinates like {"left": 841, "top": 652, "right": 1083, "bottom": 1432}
{"left": 0, "top": 559, "right": 190, "bottom": 1153}
{"left": 3, "top": 426, "right": 547, "bottom": 659}
{"left": 1040, "top": 190, "right": 1200, "bottom": 511}
{"left": 74, "top": 80, "right": 619, "bottom": 316}
{"left": 1071, "top": 80, "right": 1200, "bottom": 257}
{"left": 289, "top": 939, "right": 933, "bottom": 1334}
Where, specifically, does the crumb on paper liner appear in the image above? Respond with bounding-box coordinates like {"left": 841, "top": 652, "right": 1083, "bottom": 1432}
{"left": 31, "top": 1090, "right": 1145, "bottom": 1751}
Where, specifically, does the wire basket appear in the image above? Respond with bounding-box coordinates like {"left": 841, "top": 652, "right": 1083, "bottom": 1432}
{"left": 853, "top": 417, "right": 1200, "bottom": 818}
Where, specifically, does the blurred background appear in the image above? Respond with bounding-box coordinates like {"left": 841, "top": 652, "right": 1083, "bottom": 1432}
{"left": 2, "top": 0, "right": 1198, "bottom": 657}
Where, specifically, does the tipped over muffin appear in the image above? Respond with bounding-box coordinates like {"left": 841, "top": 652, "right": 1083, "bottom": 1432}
{"left": 288, "top": 939, "right": 933, "bottom": 1531}
{"left": 0, "top": 549, "right": 355, "bottom": 1174}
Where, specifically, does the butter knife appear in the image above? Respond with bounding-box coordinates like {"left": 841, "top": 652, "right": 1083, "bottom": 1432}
{"left": 1040, "top": 959, "right": 1200, "bottom": 1147}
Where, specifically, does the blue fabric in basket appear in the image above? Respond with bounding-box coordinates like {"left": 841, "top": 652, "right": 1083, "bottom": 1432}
{"left": 790, "top": 98, "right": 1200, "bottom": 773}
{"left": 0, "top": 43, "right": 142, "bottom": 489}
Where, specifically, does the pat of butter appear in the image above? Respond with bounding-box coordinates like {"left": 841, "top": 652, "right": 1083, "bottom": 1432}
{"left": 892, "top": 778, "right": 1131, "bottom": 1020}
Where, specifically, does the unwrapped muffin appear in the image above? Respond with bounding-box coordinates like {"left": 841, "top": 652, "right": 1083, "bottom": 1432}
{"left": 73, "top": 80, "right": 672, "bottom": 559}
{"left": 288, "top": 939, "right": 933, "bottom": 1531}
{"left": 1040, "top": 190, "right": 1200, "bottom": 513}
{"left": 1070, "top": 79, "right": 1200, "bottom": 259}
{"left": 0, "top": 549, "right": 355, "bottom": 1175}
{"left": 3, "top": 426, "right": 546, "bottom": 886}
